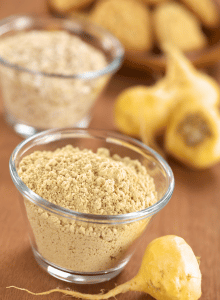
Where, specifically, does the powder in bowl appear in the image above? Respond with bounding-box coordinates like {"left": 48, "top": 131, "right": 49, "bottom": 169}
{"left": 18, "top": 145, "right": 157, "bottom": 272}
{"left": 0, "top": 30, "right": 108, "bottom": 131}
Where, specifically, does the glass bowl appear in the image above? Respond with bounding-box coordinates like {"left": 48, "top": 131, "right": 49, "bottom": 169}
{"left": 0, "top": 15, "right": 124, "bottom": 138}
{"left": 9, "top": 128, "right": 174, "bottom": 284}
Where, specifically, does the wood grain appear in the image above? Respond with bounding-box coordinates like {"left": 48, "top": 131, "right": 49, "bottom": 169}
{"left": 0, "top": 1, "right": 220, "bottom": 299}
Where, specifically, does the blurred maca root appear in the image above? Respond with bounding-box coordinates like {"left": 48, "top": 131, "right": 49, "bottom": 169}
{"left": 114, "top": 44, "right": 220, "bottom": 169}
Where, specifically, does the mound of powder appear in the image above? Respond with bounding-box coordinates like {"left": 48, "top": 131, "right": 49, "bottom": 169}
{"left": 18, "top": 145, "right": 157, "bottom": 215}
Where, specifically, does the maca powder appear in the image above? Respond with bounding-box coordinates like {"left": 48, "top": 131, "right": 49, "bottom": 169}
{"left": 18, "top": 145, "right": 157, "bottom": 272}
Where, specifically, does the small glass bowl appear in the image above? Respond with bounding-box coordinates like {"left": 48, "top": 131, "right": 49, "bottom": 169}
{"left": 0, "top": 15, "right": 124, "bottom": 138}
{"left": 9, "top": 128, "right": 174, "bottom": 284}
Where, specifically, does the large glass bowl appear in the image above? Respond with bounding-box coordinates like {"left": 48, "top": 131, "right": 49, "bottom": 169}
{"left": 9, "top": 128, "right": 174, "bottom": 284}
{"left": 0, "top": 15, "right": 124, "bottom": 138}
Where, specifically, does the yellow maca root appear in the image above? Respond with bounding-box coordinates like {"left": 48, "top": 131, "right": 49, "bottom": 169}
{"left": 139, "top": 80, "right": 177, "bottom": 155}
{"left": 114, "top": 79, "right": 176, "bottom": 153}
{"left": 115, "top": 44, "right": 220, "bottom": 141}
{"left": 114, "top": 85, "right": 156, "bottom": 137}
{"left": 8, "top": 235, "right": 202, "bottom": 300}
{"left": 136, "top": 235, "right": 202, "bottom": 300}
{"left": 162, "top": 44, "right": 220, "bottom": 168}
{"left": 114, "top": 43, "right": 220, "bottom": 169}
{"left": 165, "top": 98, "right": 220, "bottom": 169}
{"left": 163, "top": 43, "right": 220, "bottom": 109}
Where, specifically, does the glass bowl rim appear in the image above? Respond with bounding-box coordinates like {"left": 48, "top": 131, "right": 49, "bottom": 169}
{"left": 0, "top": 14, "right": 124, "bottom": 80}
{"left": 9, "top": 128, "right": 175, "bottom": 224}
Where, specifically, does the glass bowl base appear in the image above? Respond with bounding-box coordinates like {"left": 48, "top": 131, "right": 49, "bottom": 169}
{"left": 32, "top": 247, "right": 130, "bottom": 284}
{"left": 5, "top": 112, "right": 91, "bottom": 139}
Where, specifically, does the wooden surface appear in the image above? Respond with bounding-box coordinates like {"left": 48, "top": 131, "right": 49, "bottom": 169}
{"left": 1, "top": 1, "right": 220, "bottom": 299}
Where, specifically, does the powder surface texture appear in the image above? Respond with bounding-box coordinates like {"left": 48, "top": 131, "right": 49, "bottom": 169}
{"left": 19, "top": 145, "right": 157, "bottom": 215}
{"left": 0, "top": 31, "right": 107, "bottom": 75}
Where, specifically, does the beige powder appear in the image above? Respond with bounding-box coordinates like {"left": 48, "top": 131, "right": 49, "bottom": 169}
{"left": 0, "top": 31, "right": 107, "bottom": 129}
{"left": 19, "top": 146, "right": 157, "bottom": 272}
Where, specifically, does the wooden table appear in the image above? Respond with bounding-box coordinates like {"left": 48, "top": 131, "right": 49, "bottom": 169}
{"left": 1, "top": 1, "right": 220, "bottom": 299}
